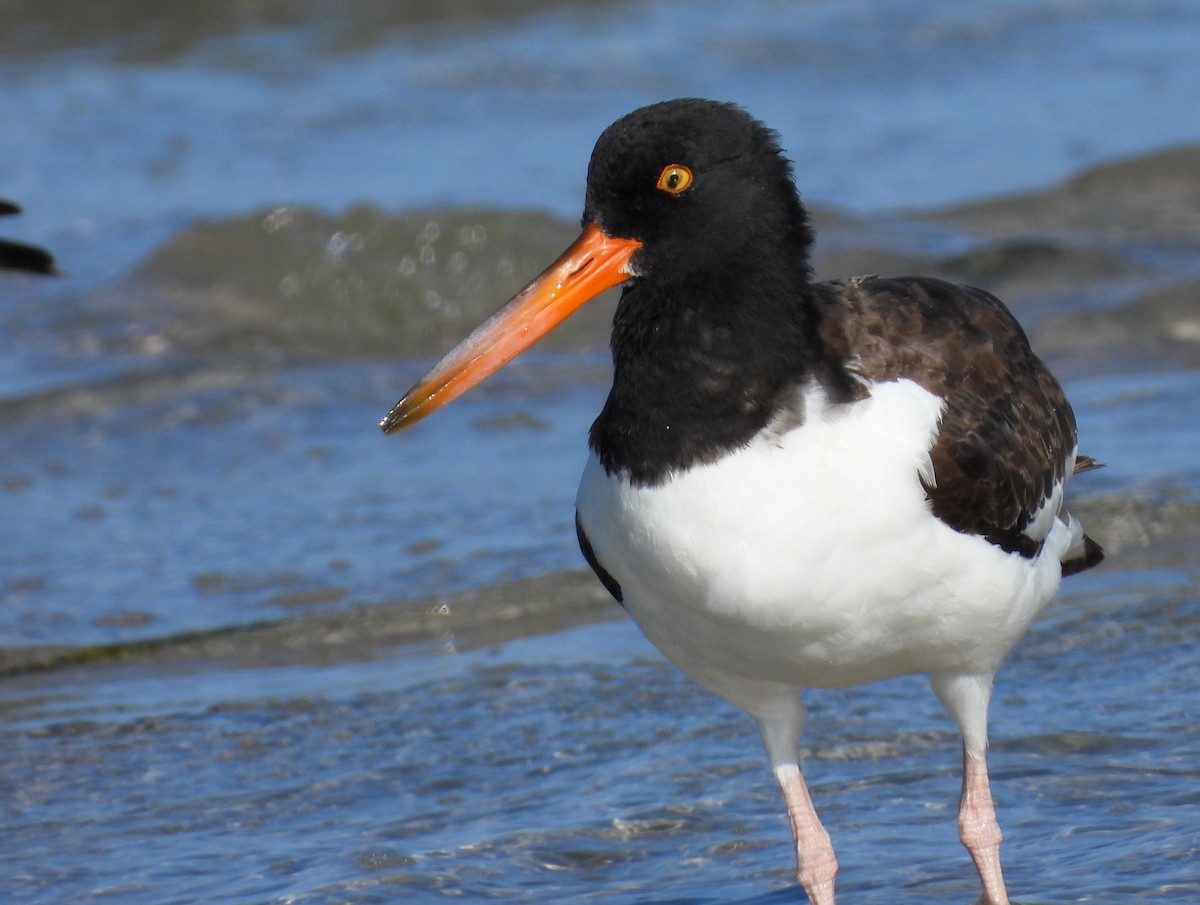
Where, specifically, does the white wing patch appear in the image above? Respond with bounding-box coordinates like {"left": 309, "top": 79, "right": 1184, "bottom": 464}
{"left": 1021, "top": 446, "right": 1078, "bottom": 545}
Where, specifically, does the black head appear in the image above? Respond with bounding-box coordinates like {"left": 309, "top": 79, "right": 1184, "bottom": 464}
{"left": 379, "top": 99, "right": 821, "bottom": 441}
{"left": 582, "top": 99, "right": 814, "bottom": 285}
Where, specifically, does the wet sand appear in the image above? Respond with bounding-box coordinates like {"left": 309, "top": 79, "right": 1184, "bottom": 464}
{"left": 106, "top": 140, "right": 1200, "bottom": 376}
{"left": 0, "top": 570, "right": 616, "bottom": 678}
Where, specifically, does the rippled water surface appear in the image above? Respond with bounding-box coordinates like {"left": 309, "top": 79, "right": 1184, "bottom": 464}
{"left": 2, "top": 2, "right": 1199, "bottom": 903}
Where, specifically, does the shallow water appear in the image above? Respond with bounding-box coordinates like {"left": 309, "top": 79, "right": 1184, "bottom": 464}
{"left": 4, "top": 586, "right": 1198, "bottom": 904}
{"left": 0, "top": 360, "right": 608, "bottom": 646}
{"left": 3, "top": 2, "right": 1200, "bottom": 903}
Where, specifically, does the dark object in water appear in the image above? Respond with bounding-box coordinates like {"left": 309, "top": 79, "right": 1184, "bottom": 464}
{"left": 0, "top": 201, "right": 56, "bottom": 275}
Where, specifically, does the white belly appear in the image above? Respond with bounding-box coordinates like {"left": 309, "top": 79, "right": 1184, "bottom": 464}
{"left": 575, "top": 380, "right": 1069, "bottom": 702}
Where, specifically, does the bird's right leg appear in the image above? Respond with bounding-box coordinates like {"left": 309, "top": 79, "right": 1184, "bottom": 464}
{"left": 757, "top": 693, "right": 838, "bottom": 905}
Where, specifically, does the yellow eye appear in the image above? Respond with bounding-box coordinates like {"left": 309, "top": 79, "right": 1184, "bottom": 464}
{"left": 656, "top": 164, "right": 693, "bottom": 194}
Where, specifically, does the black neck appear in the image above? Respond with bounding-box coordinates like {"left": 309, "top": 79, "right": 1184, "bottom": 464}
{"left": 589, "top": 249, "right": 829, "bottom": 486}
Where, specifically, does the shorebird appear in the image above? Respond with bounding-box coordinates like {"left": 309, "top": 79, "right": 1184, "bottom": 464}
{"left": 381, "top": 99, "right": 1104, "bottom": 904}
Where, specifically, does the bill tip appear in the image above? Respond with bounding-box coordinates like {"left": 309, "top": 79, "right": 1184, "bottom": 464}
{"left": 379, "top": 406, "right": 406, "bottom": 435}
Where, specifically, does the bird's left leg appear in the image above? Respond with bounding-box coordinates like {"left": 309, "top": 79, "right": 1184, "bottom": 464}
{"left": 931, "top": 672, "right": 1010, "bottom": 905}
{"left": 755, "top": 693, "right": 838, "bottom": 905}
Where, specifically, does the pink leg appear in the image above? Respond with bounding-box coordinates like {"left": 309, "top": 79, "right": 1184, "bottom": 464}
{"left": 959, "top": 746, "right": 1009, "bottom": 905}
{"left": 931, "top": 673, "right": 1012, "bottom": 904}
{"left": 774, "top": 763, "right": 838, "bottom": 905}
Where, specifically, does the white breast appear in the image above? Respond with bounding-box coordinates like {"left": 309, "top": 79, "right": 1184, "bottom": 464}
{"left": 575, "top": 379, "right": 1071, "bottom": 703}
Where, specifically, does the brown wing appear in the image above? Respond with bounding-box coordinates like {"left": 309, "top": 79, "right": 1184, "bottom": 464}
{"left": 816, "top": 275, "right": 1095, "bottom": 562}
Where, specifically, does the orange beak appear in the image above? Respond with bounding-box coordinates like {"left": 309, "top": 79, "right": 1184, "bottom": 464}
{"left": 380, "top": 223, "right": 641, "bottom": 433}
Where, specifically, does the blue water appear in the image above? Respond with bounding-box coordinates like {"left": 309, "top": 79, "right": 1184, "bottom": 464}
{"left": 2, "top": 2, "right": 1199, "bottom": 903}
{"left": 0, "top": 360, "right": 608, "bottom": 645}
{"left": 5, "top": 0, "right": 1200, "bottom": 287}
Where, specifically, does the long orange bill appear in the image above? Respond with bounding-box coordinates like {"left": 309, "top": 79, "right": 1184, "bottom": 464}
{"left": 380, "top": 223, "right": 641, "bottom": 433}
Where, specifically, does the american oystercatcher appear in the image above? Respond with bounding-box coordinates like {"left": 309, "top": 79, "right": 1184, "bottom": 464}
{"left": 381, "top": 99, "right": 1104, "bottom": 905}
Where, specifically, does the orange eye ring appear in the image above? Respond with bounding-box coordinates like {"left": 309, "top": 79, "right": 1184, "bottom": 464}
{"left": 656, "top": 164, "right": 694, "bottom": 194}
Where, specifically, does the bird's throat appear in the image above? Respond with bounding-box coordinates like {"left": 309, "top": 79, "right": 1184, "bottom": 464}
{"left": 589, "top": 271, "right": 824, "bottom": 486}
